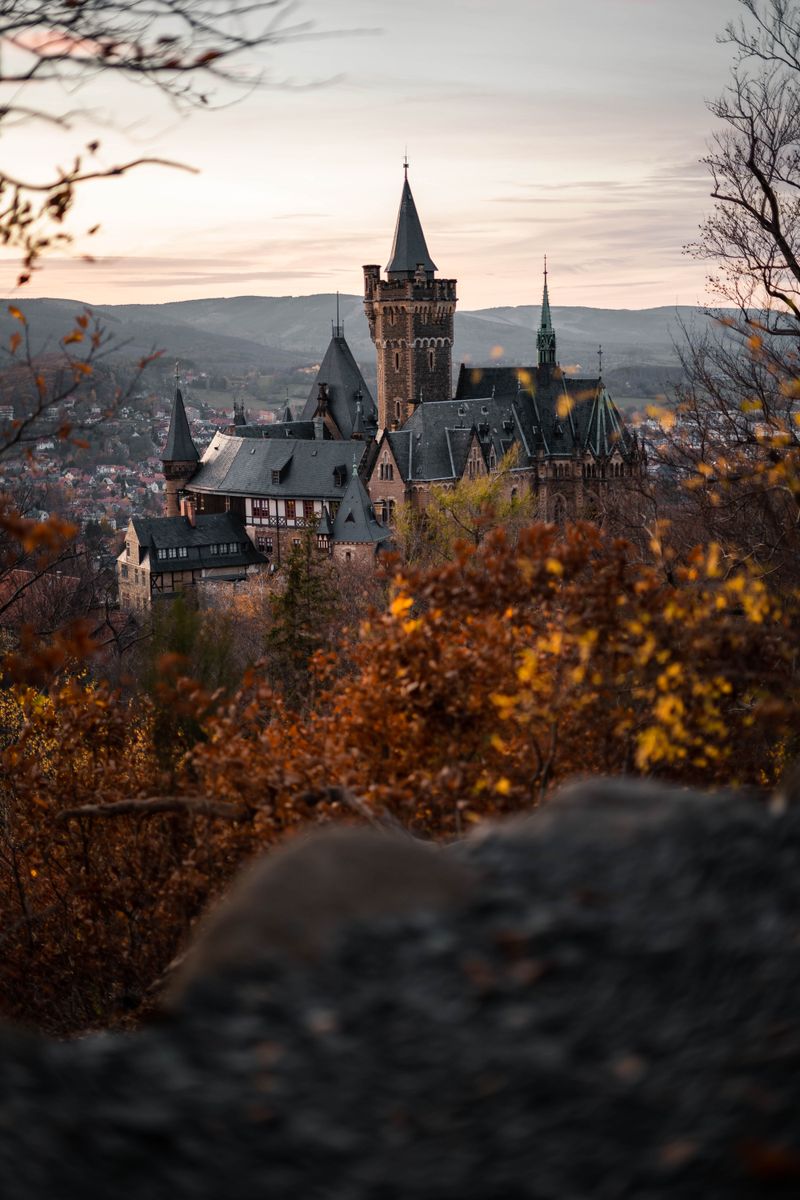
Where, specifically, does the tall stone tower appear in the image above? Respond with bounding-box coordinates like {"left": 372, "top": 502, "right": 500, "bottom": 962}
{"left": 161, "top": 365, "right": 199, "bottom": 517}
{"left": 537, "top": 258, "right": 557, "bottom": 374}
{"left": 363, "top": 163, "right": 457, "bottom": 431}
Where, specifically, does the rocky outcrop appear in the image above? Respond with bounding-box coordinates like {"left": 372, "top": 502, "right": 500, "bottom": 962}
{"left": 2, "top": 780, "right": 800, "bottom": 1198}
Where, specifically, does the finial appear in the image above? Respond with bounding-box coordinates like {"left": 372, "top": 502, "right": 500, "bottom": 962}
{"left": 598, "top": 345, "right": 603, "bottom": 378}
{"left": 544, "top": 253, "right": 548, "bottom": 282}
{"left": 174, "top": 359, "right": 180, "bottom": 385}
{"left": 352, "top": 450, "right": 358, "bottom": 479}
{"left": 403, "top": 148, "right": 409, "bottom": 179}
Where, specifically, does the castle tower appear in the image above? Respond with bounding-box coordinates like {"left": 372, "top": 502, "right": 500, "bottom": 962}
{"left": 537, "top": 257, "right": 557, "bottom": 373}
{"left": 363, "top": 162, "right": 457, "bottom": 431}
{"left": 161, "top": 364, "right": 199, "bottom": 517}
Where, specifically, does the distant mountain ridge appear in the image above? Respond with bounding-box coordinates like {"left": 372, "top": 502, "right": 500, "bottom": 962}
{"left": 0, "top": 294, "right": 719, "bottom": 397}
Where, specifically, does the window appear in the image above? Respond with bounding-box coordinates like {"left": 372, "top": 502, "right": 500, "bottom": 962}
{"left": 252, "top": 498, "right": 269, "bottom": 518}
{"left": 394, "top": 351, "right": 400, "bottom": 371}
{"left": 345, "top": 551, "right": 352, "bottom": 562}
{"left": 293, "top": 538, "right": 301, "bottom": 547}
{"left": 428, "top": 349, "right": 435, "bottom": 370}
{"left": 285, "top": 499, "right": 296, "bottom": 521}
{"left": 303, "top": 500, "right": 315, "bottom": 520}
{"left": 395, "top": 400, "right": 402, "bottom": 423}
{"left": 272, "top": 469, "right": 280, "bottom": 485}
{"left": 125, "top": 541, "right": 131, "bottom": 559}
{"left": 256, "top": 535, "right": 273, "bottom": 554}
{"left": 178, "top": 546, "right": 188, "bottom": 558}
{"left": 120, "top": 565, "right": 128, "bottom": 579}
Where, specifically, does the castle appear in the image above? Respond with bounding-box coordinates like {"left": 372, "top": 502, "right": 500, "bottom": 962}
{"left": 117, "top": 166, "right": 644, "bottom": 611}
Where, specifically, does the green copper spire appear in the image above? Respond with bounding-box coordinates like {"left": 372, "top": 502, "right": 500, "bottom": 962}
{"left": 537, "top": 256, "right": 557, "bottom": 369}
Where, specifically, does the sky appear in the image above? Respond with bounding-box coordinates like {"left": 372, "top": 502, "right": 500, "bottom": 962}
{"left": 1, "top": 0, "right": 741, "bottom": 310}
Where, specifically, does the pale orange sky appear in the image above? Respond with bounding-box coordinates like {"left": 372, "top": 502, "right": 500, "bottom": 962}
{"left": 1, "top": 0, "right": 740, "bottom": 310}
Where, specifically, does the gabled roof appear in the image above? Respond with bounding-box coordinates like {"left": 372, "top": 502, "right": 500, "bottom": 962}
{"left": 394, "top": 396, "right": 530, "bottom": 483}
{"left": 332, "top": 469, "right": 391, "bottom": 546}
{"left": 299, "top": 332, "right": 377, "bottom": 440}
{"left": 386, "top": 173, "right": 437, "bottom": 278}
{"left": 162, "top": 386, "right": 199, "bottom": 463}
{"left": 189, "top": 431, "right": 368, "bottom": 499}
{"left": 128, "top": 512, "right": 265, "bottom": 573}
{"left": 584, "top": 381, "right": 628, "bottom": 458}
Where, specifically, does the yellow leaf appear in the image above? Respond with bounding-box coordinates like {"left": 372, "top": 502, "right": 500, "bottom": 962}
{"left": 8, "top": 305, "right": 25, "bottom": 324}
{"left": 390, "top": 593, "right": 413, "bottom": 618}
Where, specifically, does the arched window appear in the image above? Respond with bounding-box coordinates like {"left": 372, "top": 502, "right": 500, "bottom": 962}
{"left": 395, "top": 400, "right": 403, "bottom": 423}
{"left": 387, "top": 462, "right": 394, "bottom": 480}
{"left": 428, "top": 349, "right": 435, "bottom": 370}
{"left": 394, "top": 351, "right": 401, "bottom": 371}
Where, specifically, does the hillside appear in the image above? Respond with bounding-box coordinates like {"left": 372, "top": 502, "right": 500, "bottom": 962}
{"left": 0, "top": 294, "right": 721, "bottom": 399}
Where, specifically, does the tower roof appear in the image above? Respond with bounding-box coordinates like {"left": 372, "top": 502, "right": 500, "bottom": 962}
{"left": 386, "top": 170, "right": 437, "bottom": 278}
{"left": 540, "top": 258, "right": 553, "bottom": 332}
{"left": 162, "top": 381, "right": 199, "bottom": 463}
{"left": 300, "top": 330, "right": 377, "bottom": 440}
{"left": 332, "top": 468, "right": 391, "bottom": 546}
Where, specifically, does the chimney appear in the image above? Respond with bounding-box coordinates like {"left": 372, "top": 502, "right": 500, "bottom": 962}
{"left": 181, "top": 496, "right": 196, "bottom": 527}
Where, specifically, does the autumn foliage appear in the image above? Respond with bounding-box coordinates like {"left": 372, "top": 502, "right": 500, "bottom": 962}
{"left": 1, "top": 518, "right": 799, "bottom": 1034}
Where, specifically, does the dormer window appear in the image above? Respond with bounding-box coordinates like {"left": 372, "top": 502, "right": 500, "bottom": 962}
{"left": 272, "top": 469, "right": 280, "bottom": 485}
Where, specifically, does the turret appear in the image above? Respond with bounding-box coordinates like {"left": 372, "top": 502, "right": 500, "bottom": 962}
{"left": 161, "top": 363, "right": 199, "bottom": 517}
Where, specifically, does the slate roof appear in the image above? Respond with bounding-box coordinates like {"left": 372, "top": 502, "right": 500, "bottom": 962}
{"left": 454, "top": 365, "right": 636, "bottom": 464}
{"left": 299, "top": 332, "right": 377, "bottom": 440}
{"left": 386, "top": 174, "right": 437, "bottom": 279}
{"left": 388, "top": 395, "right": 529, "bottom": 483}
{"left": 129, "top": 512, "right": 265, "bottom": 573}
{"left": 230, "top": 421, "right": 317, "bottom": 441}
{"left": 162, "top": 386, "right": 199, "bottom": 463}
{"left": 332, "top": 470, "right": 391, "bottom": 546}
{"left": 188, "top": 431, "right": 368, "bottom": 500}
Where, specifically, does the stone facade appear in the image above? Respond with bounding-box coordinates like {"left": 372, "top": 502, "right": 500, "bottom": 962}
{"left": 363, "top": 268, "right": 457, "bottom": 430}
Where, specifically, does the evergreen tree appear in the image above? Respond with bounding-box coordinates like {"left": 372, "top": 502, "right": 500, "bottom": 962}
{"left": 266, "top": 526, "right": 336, "bottom": 703}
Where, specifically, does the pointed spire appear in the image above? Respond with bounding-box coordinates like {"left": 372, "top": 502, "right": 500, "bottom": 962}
{"left": 282, "top": 402, "right": 294, "bottom": 423}
{"left": 537, "top": 257, "right": 557, "bottom": 370}
{"left": 162, "top": 361, "right": 199, "bottom": 462}
{"left": 540, "top": 255, "right": 553, "bottom": 331}
{"left": 386, "top": 165, "right": 437, "bottom": 279}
